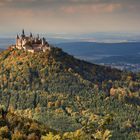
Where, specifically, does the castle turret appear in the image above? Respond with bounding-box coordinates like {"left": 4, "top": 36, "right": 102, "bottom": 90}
{"left": 22, "top": 29, "right": 25, "bottom": 35}
{"left": 17, "top": 34, "right": 19, "bottom": 39}
{"left": 16, "top": 34, "right": 20, "bottom": 46}
{"left": 30, "top": 32, "right": 33, "bottom": 38}
{"left": 21, "top": 29, "right": 25, "bottom": 38}
{"left": 37, "top": 34, "right": 39, "bottom": 39}
{"left": 42, "top": 37, "right": 46, "bottom": 45}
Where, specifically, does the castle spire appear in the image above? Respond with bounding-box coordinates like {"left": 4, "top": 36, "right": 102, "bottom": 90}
{"left": 30, "top": 32, "right": 33, "bottom": 38}
{"left": 42, "top": 37, "right": 46, "bottom": 45}
{"left": 17, "top": 34, "right": 19, "bottom": 39}
{"left": 37, "top": 34, "right": 39, "bottom": 39}
{"left": 22, "top": 29, "right": 25, "bottom": 35}
{"left": 21, "top": 29, "right": 25, "bottom": 38}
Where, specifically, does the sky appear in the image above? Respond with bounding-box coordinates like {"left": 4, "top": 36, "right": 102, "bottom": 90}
{"left": 0, "top": 0, "right": 140, "bottom": 35}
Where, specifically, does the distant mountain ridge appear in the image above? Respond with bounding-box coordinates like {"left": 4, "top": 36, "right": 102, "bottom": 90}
{"left": 56, "top": 42, "right": 140, "bottom": 65}
{"left": 56, "top": 42, "right": 140, "bottom": 56}
{"left": 0, "top": 48, "right": 3, "bottom": 52}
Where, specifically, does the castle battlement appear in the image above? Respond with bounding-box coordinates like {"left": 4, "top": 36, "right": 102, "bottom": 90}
{"left": 13, "top": 30, "right": 51, "bottom": 53}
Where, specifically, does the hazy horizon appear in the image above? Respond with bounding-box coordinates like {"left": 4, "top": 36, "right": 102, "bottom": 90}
{"left": 1, "top": 31, "right": 140, "bottom": 44}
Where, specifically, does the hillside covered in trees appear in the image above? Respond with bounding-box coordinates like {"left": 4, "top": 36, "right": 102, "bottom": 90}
{"left": 0, "top": 46, "right": 139, "bottom": 139}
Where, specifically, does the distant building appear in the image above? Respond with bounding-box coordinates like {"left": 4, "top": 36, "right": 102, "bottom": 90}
{"left": 13, "top": 29, "right": 51, "bottom": 53}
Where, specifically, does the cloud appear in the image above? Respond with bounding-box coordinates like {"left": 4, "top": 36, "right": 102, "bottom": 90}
{"left": 0, "top": 0, "right": 140, "bottom": 34}
{"left": 0, "top": 0, "right": 139, "bottom": 18}
{"left": 1, "top": 0, "right": 140, "bottom": 6}
{"left": 61, "top": 3, "right": 122, "bottom": 15}
{"left": 0, "top": 0, "right": 139, "bottom": 13}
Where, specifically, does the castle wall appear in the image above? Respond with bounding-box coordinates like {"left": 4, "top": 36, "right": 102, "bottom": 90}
{"left": 16, "top": 39, "right": 22, "bottom": 47}
{"left": 22, "top": 39, "right": 27, "bottom": 46}
{"left": 27, "top": 49, "right": 35, "bottom": 53}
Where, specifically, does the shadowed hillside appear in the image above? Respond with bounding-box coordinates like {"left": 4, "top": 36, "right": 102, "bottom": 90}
{"left": 0, "top": 46, "right": 121, "bottom": 93}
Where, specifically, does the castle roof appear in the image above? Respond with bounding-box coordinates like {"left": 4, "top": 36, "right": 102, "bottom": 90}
{"left": 17, "top": 34, "right": 19, "bottom": 39}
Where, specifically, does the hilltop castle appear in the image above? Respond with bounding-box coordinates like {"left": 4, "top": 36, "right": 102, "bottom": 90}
{"left": 12, "top": 30, "right": 51, "bottom": 53}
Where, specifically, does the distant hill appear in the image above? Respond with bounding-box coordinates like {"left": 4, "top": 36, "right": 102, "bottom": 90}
{"left": 0, "top": 38, "right": 15, "bottom": 49}
{"left": 0, "top": 48, "right": 4, "bottom": 52}
{"left": 56, "top": 42, "right": 140, "bottom": 55}
{"left": 96, "top": 55, "right": 140, "bottom": 64}
{"left": 56, "top": 42, "right": 140, "bottom": 64}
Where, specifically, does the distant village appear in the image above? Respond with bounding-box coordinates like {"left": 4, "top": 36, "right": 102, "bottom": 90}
{"left": 101, "top": 63, "right": 140, "bottom": 72}
{"left": 12, "top": 30, "right": 51, "bottom": 53}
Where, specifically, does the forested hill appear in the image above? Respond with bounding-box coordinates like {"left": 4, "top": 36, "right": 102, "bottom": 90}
{"left": 0, "top": 46, "right": 140, "bottom": 139}
{"left": 0, "top": 46, "right": 121, "bottom": 93}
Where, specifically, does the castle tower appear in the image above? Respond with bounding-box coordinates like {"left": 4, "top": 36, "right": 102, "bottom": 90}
{"left": 21, "top": 29, "right": 25, "bottom": 38}
{"left": 37, "top": 34, "right": 39, "bottom": 39}
{"left": 42, "top": 37, "right": 46, "bottom": 45}
{"left": 17, "top": 34, "right": 19, "bottom": 39}
{"left": 30, "top": 32, "right": 33, "bottom": 38}
{"left": 16, "top": 34, "right": 19, "bottom": 46}
{"left": 22, "top": 29, "right": 25, "bottom": 35}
